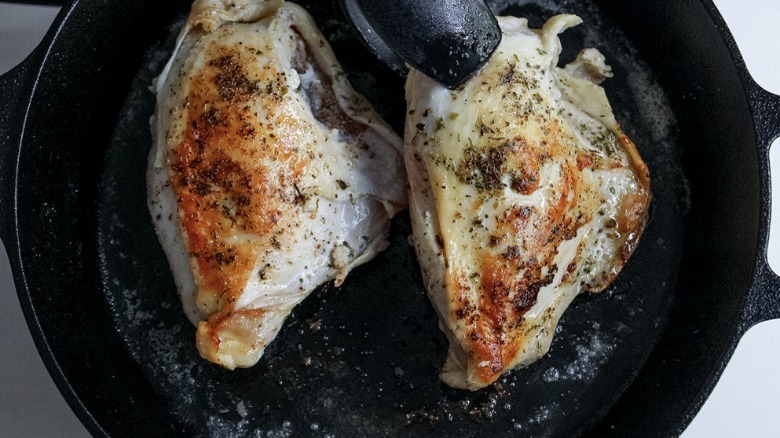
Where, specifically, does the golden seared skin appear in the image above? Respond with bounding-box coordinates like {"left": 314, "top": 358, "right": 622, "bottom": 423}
{"left": 148, "top": 0, "right": 406, "bottom": 369}
{"left": 404, "top": 15, "right": 650, "bottom": 390}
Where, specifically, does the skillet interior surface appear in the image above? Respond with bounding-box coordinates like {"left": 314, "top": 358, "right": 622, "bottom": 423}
{"left": 96, "top": 0, "right": 685, "bottom": 436}
{"left": 8, "top": 0, "right": 764, "bottom": 436}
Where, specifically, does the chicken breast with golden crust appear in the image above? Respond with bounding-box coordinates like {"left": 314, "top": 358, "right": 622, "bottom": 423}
{"left": 148, "top": 0, "right": 406, "bottom": 369}
{"left": 404, "top": 15, "right": 650, "bottom": 390}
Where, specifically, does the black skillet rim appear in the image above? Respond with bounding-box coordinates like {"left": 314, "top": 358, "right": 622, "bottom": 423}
{"left": 1, "top": 0, "right": 778, "bottom": 436}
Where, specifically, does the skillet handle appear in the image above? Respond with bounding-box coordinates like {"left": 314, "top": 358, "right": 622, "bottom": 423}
{"left": 742, "top": 79, "right": 780, "bottom": 329}
{"left": 0, "top": 0, "right": 59, "bottom": 244}
{"left": 0, "top": 1, "right": 66, "bottom": 6}
{"left": 0, "top": 57, "right": 37, "bottom": 247}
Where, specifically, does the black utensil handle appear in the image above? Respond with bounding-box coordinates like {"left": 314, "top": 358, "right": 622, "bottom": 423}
{"left": 340, "top": 0, "right": 500, "bottom": 88}
{"left": 742, "top": 79, "right": 780, "bottom": 330}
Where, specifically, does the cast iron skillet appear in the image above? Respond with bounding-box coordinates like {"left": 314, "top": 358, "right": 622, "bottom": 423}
{"left": 1, "top": 0, "right": 779, "bottom": 436}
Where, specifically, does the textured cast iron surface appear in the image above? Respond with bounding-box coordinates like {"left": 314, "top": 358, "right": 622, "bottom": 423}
{"left": 0, "top": 0, "right": 776, "bottom": 436}
{"left": 98, "top": 0, "right": 683, "bottom": 436}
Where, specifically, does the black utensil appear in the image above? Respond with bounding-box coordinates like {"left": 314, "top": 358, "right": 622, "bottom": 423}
{"left": 340, "top": 0, "right": 502, "bottom": 88}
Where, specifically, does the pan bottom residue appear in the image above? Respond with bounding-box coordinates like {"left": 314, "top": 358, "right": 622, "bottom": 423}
{"left": 97, "top": 0, "right": 688, "bottom": 436}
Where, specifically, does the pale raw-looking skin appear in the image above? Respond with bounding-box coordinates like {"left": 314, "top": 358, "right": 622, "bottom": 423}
{"left": 147, "top": 0, "right": 407, "bottom": 370}
{"left": 404, "top": 15, "right": 651, "bottom": 390}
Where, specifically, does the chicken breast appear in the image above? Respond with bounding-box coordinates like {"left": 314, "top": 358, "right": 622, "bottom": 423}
{"left": 147, "top": 0, "right": 406, "bottom": 369}
{"left": 404, "top": 15, "right": 650, "bottom": 390}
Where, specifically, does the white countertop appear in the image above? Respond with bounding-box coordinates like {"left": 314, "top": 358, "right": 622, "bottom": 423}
{"left": 1, "top": 2, "right": 779, "bottom": 437}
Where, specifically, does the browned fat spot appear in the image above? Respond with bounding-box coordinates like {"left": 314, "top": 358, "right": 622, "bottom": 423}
{"left": 576, "top": 152, "right": 593, "bottom": 171}
{"left": 616, "top": 192, "right": 650, "bottom": 235}
{"left": 505, "top": 138, "right": 540, "bottom": 195}
{"left": 500, "top": 205, "right": 534, "bottom": 235}
{"left": 450, "top": 274, "right": 476, "bottom": 321}
{"left": 517, "top": 262, "right": 558, "bottom": 314}
{"left": 560, "top": 260, "right": 580, "bottom": 284}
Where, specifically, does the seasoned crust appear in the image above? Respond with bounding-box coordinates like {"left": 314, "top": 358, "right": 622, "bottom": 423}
{"left": 149, "top": 0, "right": 406, "bottom": 369}
{"left": 405, "top": 14, "right": 650, "bottom": 389}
